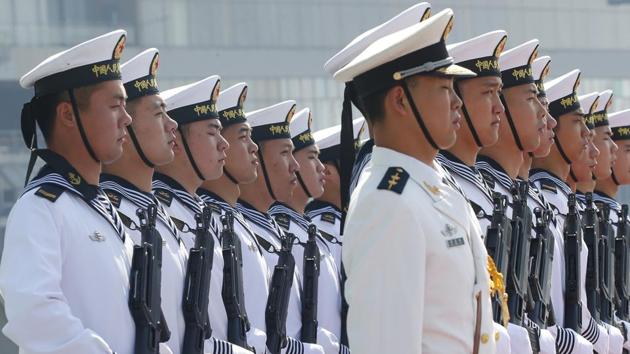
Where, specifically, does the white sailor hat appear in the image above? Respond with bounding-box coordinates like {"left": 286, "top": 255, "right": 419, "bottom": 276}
{"left": 532, "top": 56, "right": 552, "bottom": 96}
{"left": 578, "top": 92, "right": 600, "bottom": 129}
{"left": 447, "top": 30, "right": 507, "bottom": 77}
{"left": 20, "top": 29, "right": 127, "bottom": 97}
{"left": 247, "top": 100, "right": 297, "bottom": 142}
{"left": 544, "top": 69, "right": 581, "bottom": 118}
{"left": 314, "top": 117, "right": 367, "bottom": 163}
{"left": 334, "top": 9, "right": 475, "bottom": 97}
{"left": 289, "top": 108, "right": 316, "bottom": 152}
{"left": 121, "top": 48, "right": 160, "bottom": 101}
{"left": 324, "top": 2, "right": 432, "bottom": 76}
{"left": 609, "top": 109, "right": 630, "bottom": 140}
{"left": 595, "top": 89, "right": 613, "bottom": 114}
{"left": 217, "top": 83, "right": 248, "bottom": 128}
{"left": 498, "top": 39, "right": 539, "bottom": 89}
{"left": 161, "top": 75, "right": 221, "bottom": 126}
{"left": 587, "top": 89, "right": 613, "bottom": 129}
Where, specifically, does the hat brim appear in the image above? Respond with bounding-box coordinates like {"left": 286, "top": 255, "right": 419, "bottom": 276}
{"left": 433, "top": 64, "right": 477, "bottom": 78}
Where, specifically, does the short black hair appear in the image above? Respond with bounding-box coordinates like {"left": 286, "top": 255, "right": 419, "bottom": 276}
{"left": 359, "top": 88, "right": 388, "bottom": 124}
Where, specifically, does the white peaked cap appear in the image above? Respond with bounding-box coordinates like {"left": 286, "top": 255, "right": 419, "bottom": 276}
{"left": 578, "top": 92, "right": 600, "bottom": 115}
{"left": 499, "top": 39, "right": 539, "bottom": 72}
{"left": 218, "top": 82, "right": 247, "bottom": 112}
{"left": 447, "top": 30, "right": 507, "bottom": 64}
{"left": 121, "top": 48, "right": 160, "bottom": 100}
{"left": 596, "top": 89, "right": 613, "bottom": 112}
{"left": 334, "top": 9, "right": 474, "bottom": 83}
{"left": 545, "top": 69, "right": 580, "bottom": 104}
{"left": 247, "top": 100, "right": 297, "bottom": 128}
{"left": 20, "top": 29, "right": 127, "bottom": 94}
{"left": 609, "top": 109, "right": 630, "bottom": 128}
{"left": 324, "top": 2, "right": 432, "bottom": 76}
{"left": 532, "top": 56, "right": 552, "bottom": 81}
{"left": 314, "top": 117, "right": 366, "bottom": 150}
{"left": 290, "top": 108, "right": 311, "bottom": 138}
{"left": 161, "top": 75, "right": 221, "bottom": 111}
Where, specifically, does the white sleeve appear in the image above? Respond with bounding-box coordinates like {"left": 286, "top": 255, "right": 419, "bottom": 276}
{"left": 343, "top": 192, "right": 426, "bottom": 354}
{"left": 0, "top": 198, "right": 114, "bottom": 354}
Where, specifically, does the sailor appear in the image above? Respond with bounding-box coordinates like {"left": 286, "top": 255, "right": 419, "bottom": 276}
{"left": 196, "top": 82, "right": 269, "bottom": 353}
{"left": 237, "top": 100, "right": 326, "bottom": 354}
{"left": 153, "top": 76, "right": 252, "bottom": 353}
{"left": 334, "top": 8, "right": 498, "bottom": 353}
{"left": 0, "top": 30, "right": 137, "bottom": 353}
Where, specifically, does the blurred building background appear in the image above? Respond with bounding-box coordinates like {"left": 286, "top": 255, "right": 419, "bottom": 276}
{"left": 1, "top": 0, "right": 630, "bottom": 351}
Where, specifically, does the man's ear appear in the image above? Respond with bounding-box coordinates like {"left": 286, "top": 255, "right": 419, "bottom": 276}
{"left": 383, "top": 85, "right": 408, "bottom": 119}
{"left": 56, "top": 101, "right": 76, "bottom": 128}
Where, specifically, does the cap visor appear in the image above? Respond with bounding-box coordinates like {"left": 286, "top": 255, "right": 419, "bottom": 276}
{"left": 434, "top": 64, "right": 477, "bottom": 78}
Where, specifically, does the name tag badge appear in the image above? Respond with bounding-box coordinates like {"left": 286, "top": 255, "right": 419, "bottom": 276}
{"left": 446, "top": 237, "right": 465, "bottom": 248}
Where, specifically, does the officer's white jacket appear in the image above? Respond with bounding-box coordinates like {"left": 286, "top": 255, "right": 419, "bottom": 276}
{"left": 152, "top": 175, "right": 252, "bottom": 354}
{"left": 101, "top": 176, "right": 188, "bottom": 354}
{"left": 237, "top": 201, "right": 325, "bottom": 354}
{"left": 531, "top": 169, "right": 606, "bottom": 353}
{"left": 269, "top": 202, "right": 344, "bottom": 353}
{"left": 198, "top": 191, "right": 270, "bottom": 354}
{"left": 305, "top": 201, "right": 343, "bottom": 269}
{"left": 0, "top": 164, "right": 135, "bottom": 354}
{"left": 344, "top": 146, "right": 496, "bottom": 353}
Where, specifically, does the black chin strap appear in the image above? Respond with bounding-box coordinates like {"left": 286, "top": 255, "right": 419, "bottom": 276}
{"left": 400, "top": 81, "right": 439, "bottom": 150}
{"left": 339, "top": 85, "right": 355, "bottom": 226}
{"left": 568, "top": 167, "right": 578, "bottom": 184}
{"left": 612, "top": 170, "right": 621, "bottom": 185}
{"left": 499, "top": 94, "right": 524, "bottom": 151}
{"left": 68, "top": 89, "right": 99, "bottom": 163}
{"left": 178, "top": 127, "right": 205, "bottom": 181}
{"left": 223, "top": 169, "right": 239, "bottom": 184}
{"left": 257, "top": 149, "right": 277, "bottom": 200}
{"left": 454, "top": 83, "right": 483, "bottom": 147}
{"left": 296, "top": 172, "right": 313, "bottom": 198}
{"left": 553, "top": 135, "right": 572, "bottom": 165}
{"left": 126, "top": 125, "right": 155, "bottom": 168}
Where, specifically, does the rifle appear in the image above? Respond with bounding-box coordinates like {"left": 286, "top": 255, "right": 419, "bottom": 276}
{"left": 528, "top": 207, "right": 555, "bottom": 328}
{"left": 564, "top": 194, "right": 583, "bottom": 331}
{"left": 616, "top": 204, "right": 630, "bottom": 321}
{"left": 182, "top": 207, "right": 214, "bottom": 354}
{"left": 221, "top": 211, "right": 253, "bottom": 351}
{"left": 129, "top": 205, "right": 171, "bottom": 354}
{"left": 301, "top": 224, "right": 321, "bottom": 343}
{"left": 598, "top": 203, "right": 616, "bottom": 324}
{"left": 506, "top": 181, "right": 532, "bottom": 327}
{"left": 582, "top": 192, "right": 601, "bottom": 323}
{"left": 485, "top": 192, "right": 512, "bottom": 325}
{"left": 266, "top": 233, "right": 297, "bottom": 354}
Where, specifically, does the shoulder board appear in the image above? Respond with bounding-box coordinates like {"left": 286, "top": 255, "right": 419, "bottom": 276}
{"left": 254, "top": 234, "right": 276, "bottom": 253}
{"left": 34, "top": 184, "right": 65, "bottom": 203}
{"left": 319, "top": 230, "right": 337, "bottom": 243}
{"left": 105, "top": 190, "right": 122, "bottom": 208}
{"left": 479, "top": 170, "right": 495, "bottom": 190}
{"left": 540, "top": 179, "right": 557, "bottom": 194}
{"left": 154, "top": 189, "right": 173, "bottom": 206}
{"left": 274, "top": 213, "right": 291, "bottom": 230}
{"left": 377, "top": 167, "right": 409, "bottom": 194}
{"left": 321, "top": 212, "right": 337, "bottom": 224}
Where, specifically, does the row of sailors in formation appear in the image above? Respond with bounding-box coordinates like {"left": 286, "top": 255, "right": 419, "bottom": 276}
{"left": 3, "top": 2, "right": 630, "bottom": 354}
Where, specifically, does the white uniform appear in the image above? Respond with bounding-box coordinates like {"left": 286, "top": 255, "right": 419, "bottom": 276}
{"left": 237, "top": 201, "right": 325, "bottom": 354}
{"left": 343, "top": 146, "right": 496, "bottom": 353}
{"left": 305, "top": 201, "right": 343, "bottom": 270}
{"left": 198, "top": 190, "right": 270, "bottom": 354}
{"left": 0, "top": 160, "right": 135, "bottom": 354}
{"left": 101, "top": 175, "right": 188, "bottom": 354}
{"left": 152, "top": 174, "right": 252, "bottom": 354}
{"left": 269, "top": 202, "right": 344, "bottom": 353}
{"left": 530, "top": 169, "right": 609, "bottom": 353}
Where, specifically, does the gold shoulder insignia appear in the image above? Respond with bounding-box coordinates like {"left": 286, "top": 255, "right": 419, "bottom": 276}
{"left": 35, "top": 185, "right": 64, "bottom": 203}
{"left": 377, "top": 167, "right": 409, "bottom": 195}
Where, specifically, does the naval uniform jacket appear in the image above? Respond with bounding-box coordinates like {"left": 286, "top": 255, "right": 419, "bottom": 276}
{"left": 152, "top": 173, "right": 252, "bottom": 354}
{"left": 237, "top": 201, "right": 325, "bottom": 354}
{"left": 197, "top": 190, "right": 270, "bottom": 354}
{"left": 305, "top": 201, "right": 343, "bottom": 271}
{"left": 344, "top": 146, "right": 496, "bottom": 353}
{"left": 0, "top": 150, "right": 135, "bottom": 354}
{"left": 101, "top": 174, "right": 188, "bottom": 354}
{"left": 269, "top": 202, "right": 345, "bottom": 354}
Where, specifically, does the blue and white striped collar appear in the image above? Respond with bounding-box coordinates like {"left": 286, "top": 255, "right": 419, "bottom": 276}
{"left": 529, "top": 168, "right": 572, "bottom": 198}
{"left": 592, "top": 190, "right": 621, "bottom": 211}
{"left": 475, "top": 155, "right": 514, "bottom": 191}
{"left": 305, "top": 200, "right": 341, "bottom": 221}
{"left": 438, "top": 151, "right": 493, "bottom": 203}
{"left": 237, "top": 199, "right": 284, "bottom": 240}
{"left": 268, "top": 201, "right": 310, "bottom": 231}
{"left": 152, "top": 172, "right": 205, "bottom": 215}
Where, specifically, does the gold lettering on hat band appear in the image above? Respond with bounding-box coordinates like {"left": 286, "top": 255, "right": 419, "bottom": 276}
{"left": 560, "top": 94, "right": 578, "bottom": 109}
{"left": 133, "top": 78, "right": 158, "bottom": 91}
{"left": 269, "top": 124, "right": 290, "bottom": 135}
{"left": 475, "top": 59, "right": 499, "bottom": 72}
{"left": 194, "top": 104, "right": 217, "bottom": 116}
{"left": 298, "top": 132, "right": 313, "bottom": 143}
{"left": 92, "top": 63, "right": 121, "bottom": 78}
{"left": 511, "top": 67, "right": 532, "bottom": 80}
{"left": 221, "top": 108, "right": 244, "bottom": 120}
{"left": 616, "top": 127, "right": 630, "bottom": 137}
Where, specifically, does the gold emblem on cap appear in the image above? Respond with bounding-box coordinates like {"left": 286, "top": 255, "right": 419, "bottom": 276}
{"left": 441, "top": 16, "right": 454, "bottom": 41}
{"left": 494, "top": 36, "right": 507, "bottom": 58}
{"left": 528, "top": 46, "right": 539, "bottom": 65}
{"left": 68, "top": 172, "right": 81, "bottom": 186}
{"left": 238, "top": 87, "right": 248, "bottom": 108}
{"left": 573, "top": 73, "right": 581, "bottom": 92}
{"left": 211, "top": 81, "right": 221, "bottom": 104}
{"left": 421, "top": 8, "right": 431, "bottom": 21}
{"left": 541, "top": 62, "right": 551, "bottom": 81}
{"left": 606, "top": 95, "right": 614, "bottom": 111}
{"left": 286, "top": 105, "right": 296, "bottom": 123}
{"left": 150, "top": 53, "right": 159, "bottom": 76}
{"left": 113, "top": 34, "right": 126, "bottom": 60}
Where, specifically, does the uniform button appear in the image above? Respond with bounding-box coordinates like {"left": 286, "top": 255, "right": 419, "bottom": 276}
{"left": 494, "top": 331, "right": 500, "bottom": 342}
{"left": 481, "top": 333, "right": 489, "bottom": 344}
